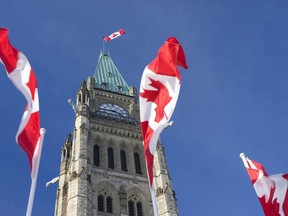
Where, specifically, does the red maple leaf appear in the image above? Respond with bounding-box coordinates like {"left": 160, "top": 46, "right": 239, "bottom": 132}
{"left": 140, "top": 78, "right": 172, "bottom": 123}
{"left": 111, "top": 33, "right": 118, "bottom": 38}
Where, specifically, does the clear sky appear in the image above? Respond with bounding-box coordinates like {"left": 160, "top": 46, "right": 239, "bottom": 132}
{"left": 1, "top": 1, "right": 288, "bottom": 215}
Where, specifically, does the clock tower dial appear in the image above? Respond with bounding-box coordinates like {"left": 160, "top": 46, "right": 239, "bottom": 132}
{"left": 99, "top": 103, "right": 128, "bottom": 117}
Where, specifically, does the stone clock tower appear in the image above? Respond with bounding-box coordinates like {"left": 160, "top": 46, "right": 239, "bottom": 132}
{"left": 54, "top": 51, "right": 178, "bottom": 216}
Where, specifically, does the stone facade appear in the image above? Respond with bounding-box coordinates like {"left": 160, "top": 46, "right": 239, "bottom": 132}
{"left": 54, "top": 52, "right": 179, "bottom": 216}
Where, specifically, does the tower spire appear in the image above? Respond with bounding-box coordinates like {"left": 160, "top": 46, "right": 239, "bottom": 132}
{"left": 93, "top": 50, "right": 130, "bottom": 95}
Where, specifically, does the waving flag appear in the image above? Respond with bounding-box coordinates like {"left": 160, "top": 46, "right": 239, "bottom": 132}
{"left": 139, "top": 37, "right": 188, "bottom": 215}
{"left": 240, "top": 153, "right": 288, "bottom": 216}
{"left": 0, "top": 28, "right": 45, "bottom": 216}
{"left": 104, "top": 29, "right": 125, "bottom": 42}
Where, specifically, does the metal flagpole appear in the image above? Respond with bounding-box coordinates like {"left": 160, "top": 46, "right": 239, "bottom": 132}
{"left": 26, "top": 128, "right": 46, "bottom": 216}
{"left": 239, "top": 153, "right": 249, "bottom": 168}
{"left": 150, "top": 183, "right": 159, "bottom": 216}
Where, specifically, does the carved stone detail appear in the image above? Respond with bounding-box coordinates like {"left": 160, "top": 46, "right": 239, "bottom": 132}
{"left": 119, "top": 185, "right": 127, "bottom": 211}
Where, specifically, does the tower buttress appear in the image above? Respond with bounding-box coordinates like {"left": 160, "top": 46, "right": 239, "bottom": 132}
{"left": 66, "top": 80, "right": 92, "bottom": 216}
{"left": 154, "top": 141, "right": 179, "bottom": 216}
{"left": 55, "top": 134, "right": 72, "bottom": 216}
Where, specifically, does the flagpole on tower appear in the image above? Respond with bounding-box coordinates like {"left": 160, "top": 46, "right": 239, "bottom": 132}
{"left": 102, "top": 37, "right": 105, "bottom": 53}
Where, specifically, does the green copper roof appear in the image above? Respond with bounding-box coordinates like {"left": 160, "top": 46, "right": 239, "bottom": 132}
{"left": 93, "top": 50, "right": 130, "bottom": 95}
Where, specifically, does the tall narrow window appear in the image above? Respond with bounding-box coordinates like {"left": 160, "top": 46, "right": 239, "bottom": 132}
{"left": 137, "top": 202, "right": 143, "bottom": 216}
{"left": 106, "top": 196, "right": 113, "bottom": 213}
{"left": 98, "top": 195, "right": 104, "bottom": 212}
{"left": 120, "top": 150, "right": 128, "bottom": 172}
{"left": 128, "top": 201, "right": 135, "bottom": 216}
{"left": 78, "top": 94, "right": 82, "bottom": 103}
{"left": 134, "top": 152, "right": 142, "bottom": 174}
{"left": 93, "top": 145, "right": 100, "bottom": 166}
{"left": 82, "top": 93, "right": 86, "bottom": 103}
{"left": 108, "top": 147, "right": 114, "bottom": 169}
{"left": 66, "top": 149, "right": 70, "bottom": 159}
{"left": 62, "top": 149, "right": 66, "bottom": 162}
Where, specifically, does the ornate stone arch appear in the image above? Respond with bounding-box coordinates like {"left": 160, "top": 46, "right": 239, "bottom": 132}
{"left": 92, "top": 181, "right": 119, "bottom": 215}
{"left": 127, "top": 187, "right": 150, "bottom": 215}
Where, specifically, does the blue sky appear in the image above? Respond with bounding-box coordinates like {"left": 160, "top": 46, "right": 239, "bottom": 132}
{"left": 1, "top": 1, "right": 288, "bottom": 215}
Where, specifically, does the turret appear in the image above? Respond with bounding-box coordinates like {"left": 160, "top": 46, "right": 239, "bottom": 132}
{"left": 61, "top": 134, "right": 72, "bottom": 163}
{"left": 55, "top": 134, "right": 73, "bottom": 216}
{"left": 86, "top": 76, "right": 95, "bottom": 91}
{"left": 76, "top": 80, "right": 90, "bottom": 117}
{"left": 154, "top": 141, "right": 179, "bottom": 215}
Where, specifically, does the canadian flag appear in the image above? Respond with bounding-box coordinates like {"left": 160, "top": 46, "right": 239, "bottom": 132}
{"left": 240, "top": 153, "right": 288, "bottom": 216}
{"left": 0, "top": 28, "right": 45, "bottom": 178}
{"left": 139, "top": 37, "right": 188, "bottom": 215}
{"left": 103, "top": 29, "right": 125, "bottom": 42}
{"left": 0, "top": 28, "right": 45, "bottom": 215}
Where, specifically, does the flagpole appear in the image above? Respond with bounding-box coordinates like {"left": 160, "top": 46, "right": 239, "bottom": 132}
{"left": 150, "top": 183, "right": 159, "bottom": 216}
{"left": 145, "top": 158, "right": 159, "bottom": 216}
{"left": 26, "top": 128, "right": 46, "bottom": 216}
{"left": 239, "top": 152, "right": 249, "bottom": 168}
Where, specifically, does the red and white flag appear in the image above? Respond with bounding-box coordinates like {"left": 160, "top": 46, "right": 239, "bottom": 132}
{"left": 104, "top": 29, "right": 125, "bottom": 42}
{"left": 0, "top": 28, "right": 45, "bottom": 215}
{"left": 139, "top": 37, "right": 188, "bottom": 215}
{"left": 240, "top": 153, "right": 288, "bottom": 216}
{"left": 0, "top": 28, "right": 44, "bottom": 178}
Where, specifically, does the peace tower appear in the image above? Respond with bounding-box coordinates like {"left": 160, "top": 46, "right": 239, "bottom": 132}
{"left": 54, "top": 51, "right": 179, "bottom": 216}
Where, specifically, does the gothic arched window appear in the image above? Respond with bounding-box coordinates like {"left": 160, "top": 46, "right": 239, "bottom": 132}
{"left": 137, "top": 202, "right": 143, "bottom": 216}
{"left": 128, "top": 193, "right": 145, "bottom": 216}
{"left": 93, "top": 145, "right": 100, "bottom": 166}
{"left": 98, "top": 195, "right": 104, "bottom": 212}
{"left": 128, "top": 201, "right": 135, "bottom": 216}
{"left": 120, "top": 150, "right": 128, "bottom": 172}
{"left": 108, "top": 147, "right": 114, "bottom": 169}
{"left": 128, "top": 200, "right": 143, "bottom": 216}
{"left": 134, "top": 152, "right": 142, "bottom": 175}
{"left": 98, "top": 188, "right": 115, "bottom": 214}
{"left": 106, "top": 196, "right": 113, "bottom": 213}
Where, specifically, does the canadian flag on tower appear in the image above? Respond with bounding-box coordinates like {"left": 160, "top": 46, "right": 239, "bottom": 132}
{"left": 139, "top": 37, "right": 188, "bottom": 215}
{"left": 240, "top": 153, "right": 288, "bottom": 216}
{"left": 104, "top": 29, "right": 125, "bottom": 42}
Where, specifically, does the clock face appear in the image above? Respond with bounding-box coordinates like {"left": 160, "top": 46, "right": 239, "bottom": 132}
{"left": 98, "top": 103, "right": 128, "bottom": 117}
